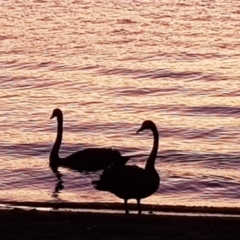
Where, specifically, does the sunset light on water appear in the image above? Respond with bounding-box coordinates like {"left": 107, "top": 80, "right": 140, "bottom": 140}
{"left": 0, "top": 0, "right": 240, "bottom": 210}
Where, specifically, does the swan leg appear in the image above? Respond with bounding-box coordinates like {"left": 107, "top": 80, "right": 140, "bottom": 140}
{"left": 137, "top": 199, "right": 141, "bottom": 215}
{"left": 124, "top": 199, "right": 129, "bottom": 214}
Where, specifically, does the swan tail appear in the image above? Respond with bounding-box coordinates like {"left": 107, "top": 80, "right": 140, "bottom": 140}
{"left": 91, "top": 180, "right": 108, "bottom": 191}
{"left": 92, "top": 164, "right": 123, "bottom": 191}
{"left": 113, "top": 156, "right": 130, "bottom": 165}
{"left": 121, "top": 156, "right": 130, "bottom": 164}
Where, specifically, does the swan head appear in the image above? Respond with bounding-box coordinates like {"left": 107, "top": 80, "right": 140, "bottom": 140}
{"left": 50, "top": 108, "right": 62, "bottom": 119}
{"left": 137, "top": 120, "right": 157, "bottom": 133}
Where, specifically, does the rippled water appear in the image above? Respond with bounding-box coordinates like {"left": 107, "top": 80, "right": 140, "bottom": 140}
{"left": 0, "top": 0, "right": 240, "bottom": 208}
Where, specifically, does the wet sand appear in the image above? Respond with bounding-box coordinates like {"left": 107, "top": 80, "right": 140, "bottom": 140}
{"left": 1, "top": 206, "right": 240, "bottom": 240}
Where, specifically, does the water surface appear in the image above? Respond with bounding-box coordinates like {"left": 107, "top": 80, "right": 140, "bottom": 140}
{"left": 0, "top": 0, "right": 240, "bottom": 208}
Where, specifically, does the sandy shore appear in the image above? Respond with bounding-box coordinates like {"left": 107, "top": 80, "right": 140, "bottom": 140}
{"left": 1, "top": 205, "right": 240, "bottom": 240}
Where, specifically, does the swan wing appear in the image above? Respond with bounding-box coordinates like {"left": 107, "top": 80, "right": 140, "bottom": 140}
{"left": 63, "top": 148, "right": 130, "bottom": 172}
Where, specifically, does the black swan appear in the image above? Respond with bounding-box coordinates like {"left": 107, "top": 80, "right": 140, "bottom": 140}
{"left": 49, "top": 108, "right": 130, "bottom": 173}
{"left": 92, "top": 120, "right": 160, "bottom": 214}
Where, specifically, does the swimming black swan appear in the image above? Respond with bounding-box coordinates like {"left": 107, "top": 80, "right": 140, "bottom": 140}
{"left": 49, "top": 108, "right": 130, "bottom": 173}
{"left": 92, "top": 120, "right": 160, "bottom": 214}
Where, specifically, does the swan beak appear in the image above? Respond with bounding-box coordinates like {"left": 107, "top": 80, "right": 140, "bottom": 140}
{"left": 50, "top": 114, "right": 54, "bottom": 119}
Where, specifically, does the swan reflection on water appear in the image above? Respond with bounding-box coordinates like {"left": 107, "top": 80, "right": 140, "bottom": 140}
{"left": 52, "top": 171, "right": 64, "bottom": 198}
{"left": 49, "top": 108, "right": 130, "bottom": 173}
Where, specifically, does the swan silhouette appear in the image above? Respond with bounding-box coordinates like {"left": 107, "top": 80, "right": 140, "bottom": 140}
{"left": 92, "top": 120, "right": 160, "bottom": 214}
{"left": 49, "top": 108, "right": 130, "bottom": 173}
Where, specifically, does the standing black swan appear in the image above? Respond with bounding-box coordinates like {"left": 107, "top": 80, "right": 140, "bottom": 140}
{"left": 49, "top": 108, "right": 130, "bottom": 173}
{"left": 92, "top": 120, "right": 160, "bottom": 214}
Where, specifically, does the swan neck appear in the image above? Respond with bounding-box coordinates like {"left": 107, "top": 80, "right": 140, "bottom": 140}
{"left": 145, "top": 126, "right": 159, "bottom": 172}
{"left": 50, "top": 114, "right": 63, "bottom": 165}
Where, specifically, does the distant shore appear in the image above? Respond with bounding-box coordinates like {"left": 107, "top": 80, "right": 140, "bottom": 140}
{"left": 1, "top": 206, "right": 240, "bottom": 240}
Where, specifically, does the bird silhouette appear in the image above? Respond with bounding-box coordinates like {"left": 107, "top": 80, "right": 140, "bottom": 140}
{"left": 49, "top": 108, "right": 130, "bottom": 173}
{"left": 92, "top": 120, "right": 160, "bottom": 214}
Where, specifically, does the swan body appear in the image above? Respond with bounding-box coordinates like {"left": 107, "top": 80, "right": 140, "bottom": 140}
{"left": 49, "top": 108, "right": 130, "bottom": 173}
{"left": 92, "top": 120, "right": 160, "bottom": 214}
